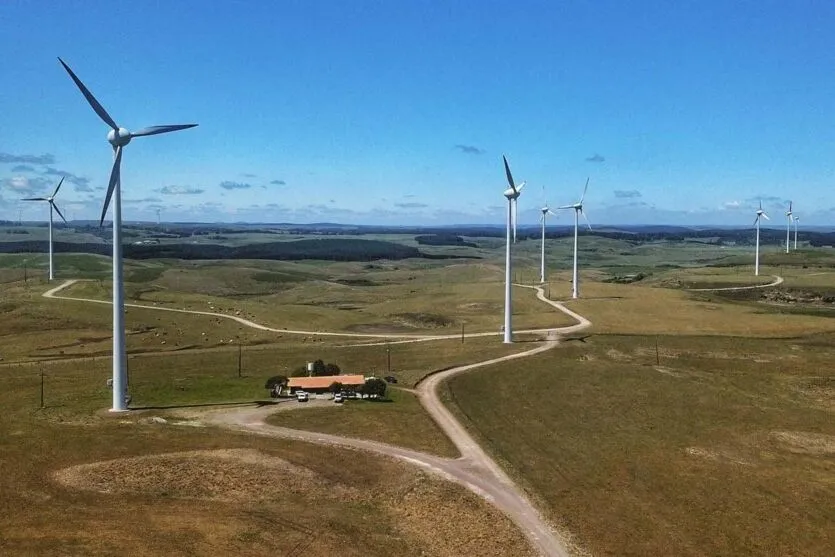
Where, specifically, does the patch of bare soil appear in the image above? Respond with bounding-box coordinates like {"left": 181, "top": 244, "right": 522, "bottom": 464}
{"left": 653, "top": 366, "right": 683, "bottom": 377}
{"left": 683, "top": 447, "right": 753, "bottom": 466}
{"left": 54, "top": 449, "right": 358, "bottom": 502}
{"left": 606, "top": 348, "right": 632, "bottom": 361}
{"left": 794, "top": 377, "right": 835, "bottom": 411}
{"left": 344, "top": 322, "right": 417, "bottom": 334}
{"left": 761, "top": 288, "right": 835, "bottom": 306}
{"left": 769, "top": 431, "right": 835, "bottom": 455}
{"left": 393, "top": 312, "right": 454, "bottom": 329}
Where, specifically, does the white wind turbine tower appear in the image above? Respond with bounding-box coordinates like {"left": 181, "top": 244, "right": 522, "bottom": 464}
{"left": 502, "top": 155, "right": 525, "bottom": 344}
{"left": 785, "top": 201, "right": 793, "bottom": 253}
{"left": 793, "top": 214, "right": 799, "bottom": 251}
{"left": 559, "top": 178, "right": 591, "bottom": 299}
{"left": 539, "top": 188, "right": 557, "bottom": 283}
{"left": 22, "top": 177, "right": 66, "bottom": 281}
{"left": 753, "top": 200, "right": 769, "bottom": 276}
{"left": 59, "top": 57, "right": 197, "bottom": 412}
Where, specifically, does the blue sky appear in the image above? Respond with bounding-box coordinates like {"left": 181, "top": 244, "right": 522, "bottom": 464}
{"left": 1, "top": 1, "right": 834, "bottom": 226}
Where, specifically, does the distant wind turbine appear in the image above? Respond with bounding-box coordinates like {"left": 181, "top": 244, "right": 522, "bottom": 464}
{"left": 59, "top": 57, "right": 197, "bottom": 412}
{"left": 785, "top": 201, "right": 793, "bottom": 254}
{"left": 539, "top": 188, "right": 557, "bottom": 283}
{"left": 156, "top": 208, "right": 161, "bottom": 226}
{"left": 502, "top": 155, "right": 524, "bottom": 343}
{"left": 753, "top": 200, "right": 769, "bottom": 276}
{"left": 22, "top": 177, "right": 66, "bottom": 281}
{"left": 559, "top": 178, "right": 591, "bottom": 299}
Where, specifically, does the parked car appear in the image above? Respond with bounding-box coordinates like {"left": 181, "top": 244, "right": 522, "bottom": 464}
{"left": 384, "top": 375, "right": 398, "bottom": 384}
{"left": 296, "top": 391, "right": 309, "bottom": 402}
{"left": 347, "top": 391, "right": 359, "bottom": 400}
{"left": 333, "top": 393, "right": 344, "bottom": 403}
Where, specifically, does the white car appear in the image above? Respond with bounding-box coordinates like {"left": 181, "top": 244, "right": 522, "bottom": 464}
{"left": 333, "top": 393, "right": 344, "bottom": 403}
{"left": 296, "top": 391, "right": 309, "bottom": 402}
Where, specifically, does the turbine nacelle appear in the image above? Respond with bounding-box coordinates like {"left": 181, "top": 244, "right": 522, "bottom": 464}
{"left": 504, "top": 187, "right": 520, "bottom": 200}
{"left": 107, "top": 127, "right": 133, "bottom": 148}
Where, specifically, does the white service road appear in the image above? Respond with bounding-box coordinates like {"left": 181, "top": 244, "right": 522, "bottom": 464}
{"left": 43, "top": 279, "right": 591, "bottom": 557}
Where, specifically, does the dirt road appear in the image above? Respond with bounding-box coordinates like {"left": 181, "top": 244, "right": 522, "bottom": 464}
{"left": 687, "top": 275, "right": 783, "bottom": 292}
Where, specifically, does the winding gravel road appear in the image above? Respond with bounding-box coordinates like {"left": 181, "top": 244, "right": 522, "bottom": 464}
{"left": 43, "top": 279, "right": 591, "bottom": 556}
{"left": 687, "top": 274, "right": 783, "bottom": 292}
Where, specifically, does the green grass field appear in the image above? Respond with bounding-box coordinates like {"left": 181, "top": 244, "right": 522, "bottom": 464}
{"left": 266, "top": 388, "right": 459, "bottom": 458}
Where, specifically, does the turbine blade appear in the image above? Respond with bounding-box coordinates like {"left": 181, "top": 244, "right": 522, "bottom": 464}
{"left": 502, "top": 155, "right": 516, "bottom": 191}
{"left": 516, "top": 181, "right": 526, "bottom": 192}
{"left": 581, "top": 209, "right": 592, "bottom": 231}
{"left": 753, "top": 215, "right": 759, "bottom": 226}
{"left": 130, "top": 124, "right": 198, "bottom": 138}
{"left": 52, "top": 202, "right": 68, "bottom": 223}
{"left": 762, "top": 212, "right": 770, "bottom": 220}
{"left": 52, "top": 177, "right": 65, "bottom": 198}
{"left": 547, "top": 209, "right": 558, "bottom": 216}
{"left": 21, "top": 197, "right": 47, "bottom": 201}
{"left": 58, "top": 57, "right": 119, "bottom": 130}
{"left": 580, "top": 177, "right": 589, "bottom": 203}
{"left": 100, "top": 146, "right": 122, "bottom": 226}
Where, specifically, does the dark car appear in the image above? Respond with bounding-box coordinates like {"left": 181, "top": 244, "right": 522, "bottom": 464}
{"left": 384, "top": 375, "right": 398, "bottom": 384}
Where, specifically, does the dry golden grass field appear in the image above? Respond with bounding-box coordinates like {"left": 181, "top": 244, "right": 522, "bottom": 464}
{"left": 444, "top": 266, "right": 835, "bottom": 556}
{"left": 0, "top": 256, "right": 546, "bottom": 556}
{"left": 3, "top": 241, "right": 835, "bottom": 556}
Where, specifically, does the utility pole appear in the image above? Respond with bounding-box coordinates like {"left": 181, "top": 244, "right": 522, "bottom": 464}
{"left": 39, "top": 371, "right": 45, "bottom": 409}
{"left": 461, "top": 323, "right": 465, "bottom": 344}
{"left": 386, "top": 344, "right": 391, "bottom": 374}
{"left": 237, "top": 343, "right": 243, "bottom": 378}
{"left": 655, "top": 337, "right": 660, "bottom": 366}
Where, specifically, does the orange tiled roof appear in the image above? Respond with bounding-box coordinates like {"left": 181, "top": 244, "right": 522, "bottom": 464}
{"left": 287, "top": 374, "right": 365, "bottom": 389}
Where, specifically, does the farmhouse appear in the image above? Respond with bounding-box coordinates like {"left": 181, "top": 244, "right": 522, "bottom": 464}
{"left": 287, "top": 374, "right": 365, "bottom": 394}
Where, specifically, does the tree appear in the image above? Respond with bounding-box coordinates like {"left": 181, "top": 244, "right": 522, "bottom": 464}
{"left": 312, "top": 359, "right": 326, "bottom": 376}
{"left": 329, "top": 381, "right": 344, "bottom": 394}
{"left": 264, "top": 375, "right": 288, "bottom": 397}
{"left": 324, "top": 362, "right": 341, "bottom": 375}
{"left": 362, "top": 378, "right": 387, "bottom": 399}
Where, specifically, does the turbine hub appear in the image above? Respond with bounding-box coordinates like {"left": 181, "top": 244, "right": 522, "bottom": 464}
{"left": 541, "top": 207, "right": 549, "bottom": 214}
{"left": 107, "top": 127, "right": 132, "bottom": 148}
{"left": 503, "top": 188, "right": 519, "bottom": 200}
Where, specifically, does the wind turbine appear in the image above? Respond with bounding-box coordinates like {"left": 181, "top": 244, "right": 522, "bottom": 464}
{"left": 59, "top": 57, "right": 197, "bottom": 412}
{"left": 785, "top": 201, "right": 793, "bottom": 253}
{"left": 793, "top": 214, "right": 799, "bottom": 251}
{"left": 559, "top": 178, "right": 591, "bottom": 299}
{"left": 753, "top": 200, "right": 769, "bottom": 276}
{"left": 22, "top": 177, "right": 66, "bottom": 281}
{"left": 502, "top": 155, "right": 525, "bottom": 343}
{"left": 539, "top": 188, "right": 557, "bottom": 283}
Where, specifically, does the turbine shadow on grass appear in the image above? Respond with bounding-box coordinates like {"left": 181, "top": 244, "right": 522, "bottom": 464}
{"left": 130, "top": 399, "right": 279, "bottom": 411}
